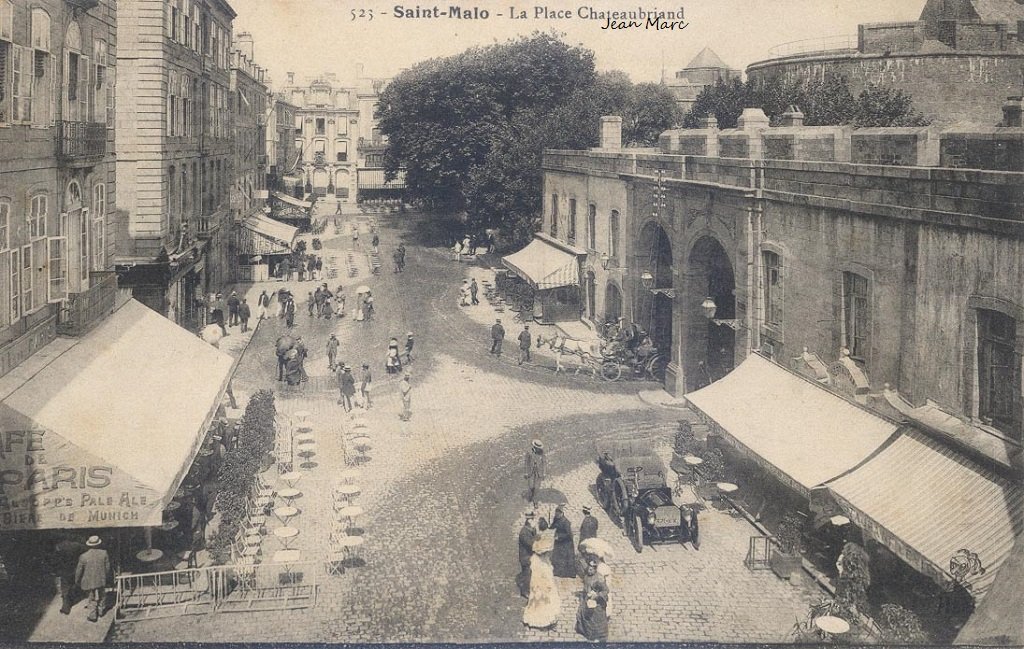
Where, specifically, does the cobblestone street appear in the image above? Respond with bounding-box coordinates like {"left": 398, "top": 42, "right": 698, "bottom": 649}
{"left": 113, "top": 210, "right": 822, "bottom": 643}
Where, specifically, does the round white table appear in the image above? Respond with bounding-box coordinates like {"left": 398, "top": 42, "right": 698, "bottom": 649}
{"left": 334, "top": 484, "right": 361, "bottom": 506}
{"left": 136, "top": 548, "right": 164, "bottom": 563}
{"left": 814, "top": 615, "right": 850, "bottom": 636}
{"left": 279, "top": 471, "right": 303, "bottom": 488}
{"left": 274, "top": 505, "right": 299, "bottom": 524}
{"left": 683, "top": 455, "right": 703, "bottom": 466}
{"left": 717, "top": 482, "right": 739, "bottom": 494}
{"left": 830, "top": 515, "right": 851, "bottom": 527}
{"left": 295, "top": 433, "right": 316, "bottom": 445}
{"left": 278, "top": 488, "right": 302, "bottom": 505}
{"left": 273, "top": 526, "right": 300, "bottom": 549}
{"left": 336, "top": 535, "right": 364, "bottom": 564}
{"left": 337, "top": 505, "right": 364, "bottom": 530}
{"left": 158, "top": 520, "right": 179, "bottom": 532}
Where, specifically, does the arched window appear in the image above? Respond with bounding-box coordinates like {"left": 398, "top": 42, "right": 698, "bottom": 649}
{"left": 64, "top": 21, "right": 88, "bottom": 123}
{"left": 29, "top": 191, "right": 48, "bottom": 238}
{"left": 335, "top": 140, "right": 348, "bottom": 162}
{"left": 31, "top": 8, "right": 50, "bottom": 50}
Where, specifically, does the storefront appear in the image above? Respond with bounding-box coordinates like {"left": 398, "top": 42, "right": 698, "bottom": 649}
{"left": 502, "top": 234, "right": 587, "bottom": 324}
{"left": 0, "top": 299, "right": 234, "bottom": 551}
{"left": 270, "top": 191, "right": 313, "bottom": 228}
{"left": 236, "top": 212, "right": 299, "bottom": 282}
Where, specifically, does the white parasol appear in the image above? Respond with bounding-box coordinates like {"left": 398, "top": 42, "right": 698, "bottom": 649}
{"left": 199, "top": 324, "right": 224, "bottom": 348}
{"left": 355, "top": 285, "right": 371, "bottom": 294}
{"left": 579, "top": 537, "right": 615, "bottom": 561}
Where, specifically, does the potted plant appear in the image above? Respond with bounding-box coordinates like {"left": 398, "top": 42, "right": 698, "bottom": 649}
{"left": 670, "top": 420, "right": 696, "bottom": 473}
{"left": 836, "top": 541, "right": 871, "bottom": 613}
{"left": 879, "top": 603, "right": 927, "bottom": 644}
{"left": 771, "top": 512, "right": 805, "bottom": 581}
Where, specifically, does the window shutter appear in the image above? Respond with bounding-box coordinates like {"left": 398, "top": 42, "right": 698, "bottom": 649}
{"left": 0, "top": 251, "right": 8, "bottom": 327}
{"left": 79, "top": 54, "right": 89, "bottom": 121}
{"left": 79, "top": 207, "right": 89, "bottom": 283}
{"left": 47, "top": 236, "right": 66, "bottom": 303}
{"left": 11, "top": 45, "right": 21, "bottom": 121}
{"left": 62, "top": 49, "right": 69, "bottom": 117}
{"left": 49, "top": 53, "right": 55, "bottom": 125}
{"left": 22, "top": 44, "right": 33, "bottom": 123}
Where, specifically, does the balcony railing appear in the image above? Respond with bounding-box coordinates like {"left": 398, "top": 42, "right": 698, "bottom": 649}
{"left": 57, "top": 121, "right": 106, "bottom": 163}
{"left": 765, "top": 34, "right": 858, "bottom": 59}
{"left": 57, "top": 271, "right": 120, "bottom": 337}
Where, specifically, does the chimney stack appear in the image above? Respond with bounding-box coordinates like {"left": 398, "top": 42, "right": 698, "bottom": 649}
{"left": 1001, "top": 96, "right": 1023, "bottom": 127}
{"left": 235, "top": 31, "right": 254, "bottom": 60}
{"left": 779, "top": 104, "right": 805, "bottom": 127}
{"left": 600, "top": 116, "right": 623, "bottom": 149}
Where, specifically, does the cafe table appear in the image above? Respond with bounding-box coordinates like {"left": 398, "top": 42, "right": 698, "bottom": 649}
{"left": 273, "top": 526, "right": 300, "bottom": 550}
{"left": 814, "top": 615, "right": 850, "bottom": 640}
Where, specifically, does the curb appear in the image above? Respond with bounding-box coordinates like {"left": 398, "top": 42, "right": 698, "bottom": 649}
{"left": 636, "top": 389, "right": 692, "bottom": 410}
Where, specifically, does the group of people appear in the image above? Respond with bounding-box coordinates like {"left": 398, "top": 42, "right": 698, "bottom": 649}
{"left": 489, "top": 319, "right": 534, "bottom": 365}
{"left": 333, "top": 363, "right": 372, "bottom": 412}
{"left": 52, "top": 535, "right": 113, "bottom": 623}
{"left": 392, "top": 245, "right": 407, "bottom": 273}
{"left": 306, "top": 284, "right": 345, "bottom": 319}
{"left": 458, "top": 278, "right": 480, "bottom": 307}
{"left": 275, "top": 253, "right": 326, "bottom": 283}
{"left": 208, "top": 291, "right": 252, "bottom": 336}
{"left": 450, "top": 232, "right": 495, "bottom": 256}
{"left": 386, "top": 334, "right": 414, "bottom": 374}
{"left": 276, "top": 334, "right": 309, "bottom": 386}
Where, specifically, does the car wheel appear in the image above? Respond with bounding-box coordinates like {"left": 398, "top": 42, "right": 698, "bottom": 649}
{"left": 601, "top": 362, "right": 622, "bottom": 382}
{"left": 633, "top": 515, "right": 644, "bottom": 553}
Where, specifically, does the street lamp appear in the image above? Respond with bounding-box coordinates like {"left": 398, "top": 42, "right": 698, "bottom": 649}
{"left": 702, "top": 296, "right": 741, "bottom": 330}
{"left": 641, "top": 271, "right": 654, "bottom": 290}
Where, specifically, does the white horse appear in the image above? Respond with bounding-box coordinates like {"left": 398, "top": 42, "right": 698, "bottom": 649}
{"left": 535, "top": 333, "right": 603, "bottom": 376}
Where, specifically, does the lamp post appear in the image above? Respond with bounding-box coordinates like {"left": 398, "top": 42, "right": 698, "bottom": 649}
{"left": 702, "top": 296, "right": 741, "bottom": 330}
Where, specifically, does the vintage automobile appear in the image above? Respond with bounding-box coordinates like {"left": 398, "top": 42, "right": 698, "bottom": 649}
{"left": 594, "top": 440, "right": 696, "bottom": 552}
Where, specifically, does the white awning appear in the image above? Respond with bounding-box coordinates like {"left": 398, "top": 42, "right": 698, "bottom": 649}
{"left": 685, "top": 354, "right": 899, "bottom": 495}
{"left": 238, "top": 213, "right": 299, "bottom": 255}
{"left": 0, "top": 300, "right": 234, "bottom": 530}
{"left": 271, "top": 191, "right": 312, "bottom": 209}
{"left": 827, "top": 428, "right": 1023, "bottom": 599}
{"left": 502, "top": 236, "right": 584, "bottom": 290}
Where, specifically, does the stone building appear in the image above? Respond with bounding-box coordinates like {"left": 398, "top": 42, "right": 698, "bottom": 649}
{"left": 265, "top": 97, "right": 299, "bottom": 194}
{"left": 543, "top": 108, "right": 1024, "bottom": 618}
{"left": 664, "top": 47, "right": 741, "bottom": 117}
{"left": 0, "top": 0, "right": 117, "bottom": 376}
{"left": 279, "top": 68, "right": 394, "bottom": 203}
{"left": 113, "top": 0, "right": 237, "bottom": 331}
{"left": 746, "top": 0, "right": 1024, "bottom": 127}
{"left": 229, "top": 32, "right": 268, "bottom": 224}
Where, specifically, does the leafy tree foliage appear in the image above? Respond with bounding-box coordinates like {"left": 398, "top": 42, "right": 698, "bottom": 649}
{"left": 378, "top": 34, "right": 678, "bottom": 247}
{"left": 684, "top": 73, "right": 928, "bottom": 129}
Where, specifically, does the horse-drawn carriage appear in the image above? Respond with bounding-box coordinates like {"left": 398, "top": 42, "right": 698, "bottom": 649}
{"left": 594, "top": 439, "right": 699, "bottom": 552}
{"left": 535, "top": 329, "right": 665, "bottom": 381}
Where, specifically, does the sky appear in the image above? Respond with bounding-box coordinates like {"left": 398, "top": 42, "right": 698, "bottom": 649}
{"left": 228, "top": 0, "right": 927, "bottom": 88}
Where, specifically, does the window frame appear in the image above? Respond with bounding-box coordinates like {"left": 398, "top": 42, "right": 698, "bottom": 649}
{"left": 0, "top": 199, "right": 9, "bottom": 250}
{"left": 568, "top": 198, "right": 577, "bottom": 244}
{"left": 763, "top": 250, "right": 783, "bottom": 327}
{"left": 587, "top": 204, "right": 596, "bottom": 250}
{"left": 841, "top": 271, "right": 871, "bottom": 361}
{"left": 550, "top": 194, "right": 558, "bottom": 237}
{"left": 609, "top": 210, "right": 620, "bottom": 259}
{"left": 976, "top": 307, "right": 1021, "bottom": 436}
{"left": 28, "top": 192, "right": 47, "bottom": 239}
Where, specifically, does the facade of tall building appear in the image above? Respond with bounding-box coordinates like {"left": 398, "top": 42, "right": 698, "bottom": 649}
{"left": 229, "top": 32, "right": 267, "bottom": 225}
{"left": 113, "top": 0, "right": 236, "bottom": 331}
{"left": 664, "top": 47, "right": 741, "bottom": 118}
{"left": 0, "top": 0, "right": 117, "bottom": 377}
{"left": 747, "top": 0, "right": 1024, "bottom": 127}
{"left": 279, "top": 70, "right": 396, "bottom": 203}
{"left": 265, "top": 97, "right": 298, "bottom": 193}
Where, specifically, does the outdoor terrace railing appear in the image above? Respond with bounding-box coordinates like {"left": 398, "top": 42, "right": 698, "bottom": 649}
{"left": 766, "top": 34, "right": 858, "bottom": 59}
{"left": 57, "top": 271, "right": 119, "bottom": 337}
{"left": 56, "top": 120, "right": 107, "bottom": 163}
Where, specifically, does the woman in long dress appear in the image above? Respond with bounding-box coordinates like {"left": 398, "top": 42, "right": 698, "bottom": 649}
{"left": 523, "top": 529, "right": 560, "bottom": 629}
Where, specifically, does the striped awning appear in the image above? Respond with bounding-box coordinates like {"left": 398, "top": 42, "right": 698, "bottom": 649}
{"left": 502, "top": 236, "right": 584, "bottom": 290}
{"left": 685, "top": 353, "right": 899, "bottom": 496}
{"left": 827, "top": 428, "right": 1023, "bottom": 599}
{"left": 237, "top": 213, "right": 298, "bottom": 255}
{"left": 358, "top": 168, "right": 406, "bottom": 189}
{"left": 271, "top": 191, "right": 312, "bottom": 209}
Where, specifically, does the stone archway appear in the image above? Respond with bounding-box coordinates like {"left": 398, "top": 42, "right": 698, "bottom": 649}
{"left": 635, "top": 221, "right": 674, "bottom": 379}
{"left": 684, "top": 235, "right": 736, "bottom": 391}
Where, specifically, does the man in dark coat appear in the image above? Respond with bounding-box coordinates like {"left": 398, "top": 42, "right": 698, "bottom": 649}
{"left": 490, "top": 318, "right": 505, "bottom": 356}
{"left": 75, "top": 536, "right": 112, "bottom": 622}
{"left": 516, "top": 511, "right": 537, "bottom": 598}
{"left": 275, "top": 334, "right": 295, "bottom": 381}
{"left": 53, "top": 535, "right": 87, "bottom": 614}
{"left": 403, "top": 333, "right": 414, "bottom": 364}
{"left": 338, "top": 365, "right": 356, "bottom": 411}
{"left": 579, "top": 505, "right": 599, "bottom": 545}
{"left": 517, "top": 325, "right": 532, "bottom": 365}
{"left": 551, "top": 505, "right": 576, "bottom": 578}
{"left": 227, "top": 291, "right": 240, "bottom": 326}
{"left": 524, "top": 439, "right": 545, "bottom": 503}
{"left": 210, "top": 293, "right": 227, "bottom": 335}
{"left": 397, "top": 244, "right": 406, "bottom": 271}
{"left": 469, "top": 278, "right": 479, "bottom": 305}
{"left": 238, "top": 298, "right": 251, "bottom": 333}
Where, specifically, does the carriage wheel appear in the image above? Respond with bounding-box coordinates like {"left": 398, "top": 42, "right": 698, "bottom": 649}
{"left": 633, "top": 514, "right": 645, "bottom": 553}
{"left": 601, "top": 362, "right": 622, "bottom": 382}
{"left": 611, "top": 478, "right": 629, "bottom": 521}
{"left": 596, "top": 478, "right": 610, "bottom": 511}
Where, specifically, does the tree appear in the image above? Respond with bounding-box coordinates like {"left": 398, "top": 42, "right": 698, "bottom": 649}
{"left": 622, "top": 82, "right": 679, "bottom": 146}
{"left": 683, "top": 77, "right": 748, "bottom": 128}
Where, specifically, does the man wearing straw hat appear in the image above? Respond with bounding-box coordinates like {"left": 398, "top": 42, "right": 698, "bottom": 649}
{"left": 516, "top": 511, "right": 538, "bottom": 598}
{"left": 75, "top": 536, "right": 112, "bottom": 622}
{"left": 524, "top": 440, "right": 546, "bottom": 504}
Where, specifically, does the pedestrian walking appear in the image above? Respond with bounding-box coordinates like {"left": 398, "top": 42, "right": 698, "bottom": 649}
{"left": 459, "top": 280, "right": 471, "bottom": 307}
{"left": 335, "top": 290, "right": 347, "bottom": 318}
{"left": 525, "top": 439, "right": 545, "bottom": 504}
{"left": 358, "top": 363, "right": 373, "bottom": 409}
{"left": 551, "top": 505, "right": 576, "bottom": 578}
{"left": 211, "top": 293, "right": 227, "bottom": 336}
{"left": 238, "top": 298, "right": 251, "bottom": 333}
{"left": 491, "top": 318, "right": 505, "bottom": 355}
{"left": 277, "top": 288, "right": 288, "bottom": 318}
{"left": 75, "top": 536, "right": 112, "bottom": 622}
{"left": 307, "top": 256, "right": 317, "bottom": 282}
{"left": 371, "top": 232, "right": 380, "bottom": 254}
{"left": 470, "top": 278, "right": 479, "bottom": 305}
{"left": 386, "top": 338, "right": 402, "bottom": 374}
{"left": 276, "top": 335, "right": 293, "bottom": 381}
{"left": 319, "top": 283, "right": 332, "bottom": 317}
{"left": 403, "top": 332, "right": 414, "bottom": 364}
{"left": 363, "top": 294, "right": 374, "bottom": 321}
{"left": 518, "top": 325, "right": 532, "bottom": 365}
{"left": 257, "top": 290, "right": 270, "bottom": 320}
{"left": 227, "top": 291, "right": 240, "bottom": 326}
{"left": 285, "top": 296, "right": 296, "bottom": 327}
{"left": 327, "top": 333, "right": 339, "bottom": 370}
{"left": 298, "top": 256, "right": 306, "bottom": 282}
{"left": 314, "top": 287, "right": 325, "bottom": 318}
{"left": 516, "top": 511, "right": 538, "bottom": 598}
{"left": 280, "top": 257, "right": 292, "bottom": 282}
{"left": 579, "top": 505, "right": 598, "bottom": 545}
{"left": 392, "top": 248, "right": 402, "bottom": 273}
{"left": 338, "top": 365, "right": 356, "bottom": 411}
{"left": 315, "top": 256, "right": 324, "bottom": 280}
{"left": 307, "top": 291, "right": 316, "bottom": 317}
{"left": 398, "top": 372, "right": 412, "bottom": 421}
{"left": 53, "top": 535, "right": 87, "bottom": 615}
{"left": 397, "top": 244, "right": 406, "bottom": 272}
{"left": 352, "top": 223, "right": 359, "bottom": 245}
